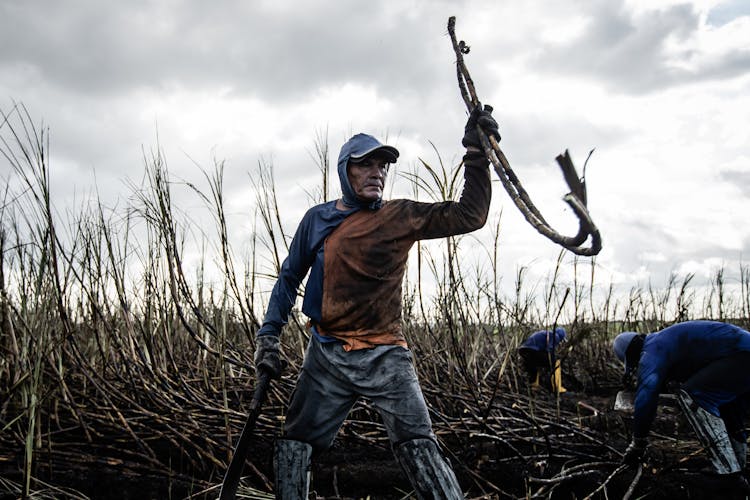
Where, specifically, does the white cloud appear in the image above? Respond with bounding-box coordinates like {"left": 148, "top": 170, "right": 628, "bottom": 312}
{"left": 1, "top": 0, "right": 749, "bottom": 309}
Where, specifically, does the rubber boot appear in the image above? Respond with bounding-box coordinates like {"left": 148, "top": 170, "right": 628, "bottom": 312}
{"left": 394, "top": 438, "right": 463, "bottom": 500}
{"left": 677, "top": 390, "right": 742, "bottom": 475}
{"left": 274, "top": 439, "right": 313, "bottom": 500}
{"left": 730, "top": 434, "right": 747, "bottom": 470}
{"left": 551, "top": 359, "right": 567, "bottom": 393}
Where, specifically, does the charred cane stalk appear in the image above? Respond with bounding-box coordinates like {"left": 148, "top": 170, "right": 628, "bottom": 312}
{"left": 447, "top": 16, "right": 602, "bottom": 256}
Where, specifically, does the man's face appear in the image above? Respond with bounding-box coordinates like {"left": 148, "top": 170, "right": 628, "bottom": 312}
{"left": 347, "top": 155, "right": 390, "bottom": 203}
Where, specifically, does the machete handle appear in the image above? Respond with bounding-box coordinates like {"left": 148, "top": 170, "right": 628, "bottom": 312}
{"left": 249, "top": 369, "right": 272, "bottom": 410}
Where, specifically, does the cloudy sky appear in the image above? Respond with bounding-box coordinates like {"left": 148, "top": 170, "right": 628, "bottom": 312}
{"left": 1, "top": 0, "right": 749, "bottom": 308}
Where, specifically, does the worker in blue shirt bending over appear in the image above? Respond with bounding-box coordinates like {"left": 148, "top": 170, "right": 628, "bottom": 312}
{"left": 518, "top": 327, "right": 567, "bottom": 393}
{"left": 613, "top": 320, "right": 750, "bottom": 489}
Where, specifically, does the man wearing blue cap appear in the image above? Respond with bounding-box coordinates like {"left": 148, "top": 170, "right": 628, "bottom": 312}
{"left": 254, "top": 105, "right": 499, "bottom": 499}
{"left": 518, "top": 327, "right": 567, "bottom": 393}
{"left": 612, "top": 321, "right": 750, "bottom": 486}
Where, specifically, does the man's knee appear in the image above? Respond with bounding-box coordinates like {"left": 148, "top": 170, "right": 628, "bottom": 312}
{"left": 283, "top": 421, "right": 338, "bottom": 457}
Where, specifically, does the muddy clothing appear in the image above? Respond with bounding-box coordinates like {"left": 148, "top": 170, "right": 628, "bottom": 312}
{"left": 632, "top": 320, "right": 750, "bottom": 439}
{"left": 320, "top": 180, "right": 490, "bottom": 349}
{"left": 284, "top": 337, "right": 435, "bottom": 454}
{"left": 257, "top": 129, "right": 494, "bottom": 497}
{"left": 256, "top": 130, "right": 491, "bottom": 480}
{"left": 257, "top": 155, "right": 490, "bottom": 350}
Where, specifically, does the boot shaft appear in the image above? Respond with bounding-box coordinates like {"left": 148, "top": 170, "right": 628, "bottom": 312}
{"left": 677, "top": 390, "right": 742, "bottom": 475}
{"left": 274, "top": 439, "right": 312, "bottom": 500}
{"left": 394, "top": 438, "right": 463, "bottom": 500}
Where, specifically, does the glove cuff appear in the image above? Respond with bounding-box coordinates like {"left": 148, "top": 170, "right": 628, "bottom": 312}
{"left": 256, "top": 334, "right": 280, "bottom": 351}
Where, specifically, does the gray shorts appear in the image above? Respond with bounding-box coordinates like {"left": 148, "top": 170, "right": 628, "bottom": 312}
{"left": 283, "top": 338, "right": 435, "bottom": 454}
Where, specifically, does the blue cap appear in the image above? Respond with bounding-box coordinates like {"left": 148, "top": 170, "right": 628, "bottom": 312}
{"left": 337, "top": 133, "right": 399, "bottom": 209}
{"left": 339, "top": 133, "right": 399, "bottom": 164}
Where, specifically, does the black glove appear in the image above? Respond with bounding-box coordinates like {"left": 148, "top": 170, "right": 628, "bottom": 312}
{"left": 622, "top": 437, "right": 648, "bottom": 467}
{"left": 254, "top": 335, "right": 284, "bottom": 379}
{"left": 462, "top": 104, "right": 500, "bottom": 149}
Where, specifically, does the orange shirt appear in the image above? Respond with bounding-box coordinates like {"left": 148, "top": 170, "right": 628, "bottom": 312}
{"left": 316, "top": 160, "right": 491, "bottom": 350}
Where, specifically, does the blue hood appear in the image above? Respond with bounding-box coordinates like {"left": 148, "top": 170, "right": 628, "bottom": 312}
{"left": 337, "top": 133, "right": 399, "bottom": 210}
{"left": 554, "top": 327, "right": 566, "bottom": 344}
{"left": 613, "top": 331, "right": 639, "bottom": 372}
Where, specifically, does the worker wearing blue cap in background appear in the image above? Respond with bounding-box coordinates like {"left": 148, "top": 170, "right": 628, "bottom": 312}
{"left": 518, "top": 327, "right": 567, "bottom": 393}
{"left": 613, "top": 320, "right": 750, "bottom": 489}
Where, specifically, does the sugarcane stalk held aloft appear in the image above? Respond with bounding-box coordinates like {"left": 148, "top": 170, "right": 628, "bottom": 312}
{"left": 447, "top": 16, "right": 602, "bottom": 257}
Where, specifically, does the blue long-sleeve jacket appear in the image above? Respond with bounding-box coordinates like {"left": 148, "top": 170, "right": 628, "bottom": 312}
{"left": 632, "top": 320, "right": 750, "bottom": 438}
{"left": 519, "top": 327, "right": 566, "bottom": 353}
{"left": 257, "top": 201, "right": 356, "bottom": 337}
